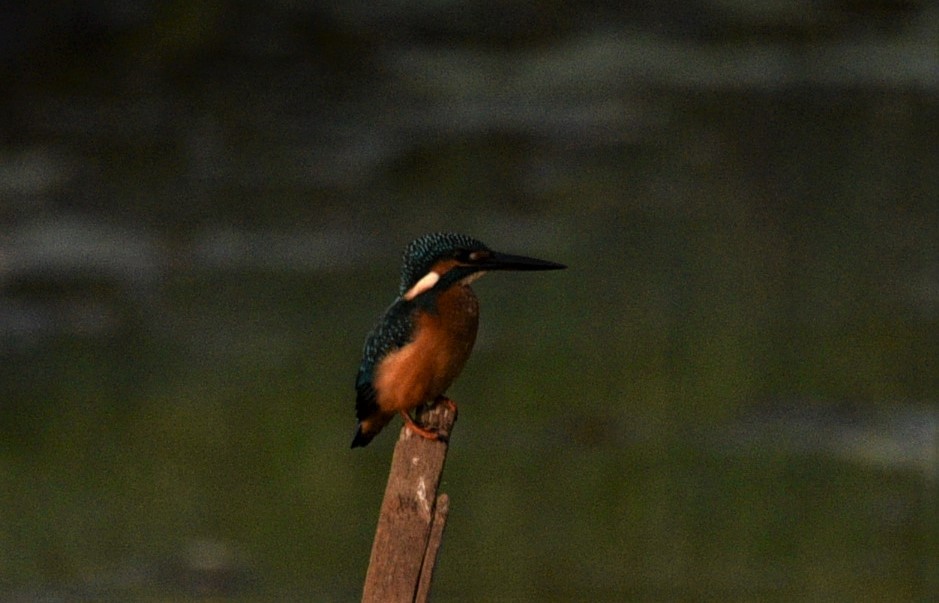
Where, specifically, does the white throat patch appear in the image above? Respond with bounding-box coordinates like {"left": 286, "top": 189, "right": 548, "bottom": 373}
{"left": 403, "top": 270, "right": 440, "bottom": 300}
{"left": 459, "top": 271, "right": 487, "bottom": 286}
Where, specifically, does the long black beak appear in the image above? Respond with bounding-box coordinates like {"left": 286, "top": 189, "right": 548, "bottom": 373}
{"left": 481, "top": 251, "right": 566, "bottom": 271}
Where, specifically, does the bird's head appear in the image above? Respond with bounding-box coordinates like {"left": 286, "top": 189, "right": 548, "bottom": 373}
{"left": 398, "top": 232, "right": 566, "bottom": 301}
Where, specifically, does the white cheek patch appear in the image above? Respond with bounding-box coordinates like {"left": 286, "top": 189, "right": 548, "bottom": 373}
{"left": 403, "top": 270, "right": 440, "bottom": 300}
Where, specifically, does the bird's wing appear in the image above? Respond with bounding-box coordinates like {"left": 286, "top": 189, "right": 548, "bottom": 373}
{"left": 355, "top": 299, "right": 415, "bottom": 421}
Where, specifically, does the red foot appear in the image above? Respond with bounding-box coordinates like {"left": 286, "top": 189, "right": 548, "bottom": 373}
{"left": 399, "top": 398, "right": 457, "bottom": 441}
{"left": 400, "top": 410, "right": 448, "bottom": 442}
{"left": 434, "top": 395, "right": 458, "bottom": 414}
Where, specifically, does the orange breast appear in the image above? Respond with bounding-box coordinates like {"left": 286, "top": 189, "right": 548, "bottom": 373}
{"left": 373, "top": 285, "right": 479, "bottom": 413}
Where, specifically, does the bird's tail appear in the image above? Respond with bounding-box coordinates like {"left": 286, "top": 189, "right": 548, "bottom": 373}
{"left": 350, "top": 423, "right": 375, "bottom": 448}
{"left": 349, "top": 413, "right": 393, "bottom": 448}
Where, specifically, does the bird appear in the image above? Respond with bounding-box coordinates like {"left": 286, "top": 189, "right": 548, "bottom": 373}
{"left": 351, "top": 232, "right": 566, "bottom": 448}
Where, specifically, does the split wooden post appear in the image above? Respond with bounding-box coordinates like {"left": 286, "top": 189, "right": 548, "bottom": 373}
{"left": 361, "top": 401, "right": 457, "bottom": 603}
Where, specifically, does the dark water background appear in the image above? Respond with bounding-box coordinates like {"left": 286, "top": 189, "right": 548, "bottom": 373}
{"left": 1, "top": 2, "right": 937, "bottom": 600}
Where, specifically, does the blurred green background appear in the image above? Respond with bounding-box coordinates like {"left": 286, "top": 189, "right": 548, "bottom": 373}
{"left": 1, "top": 2, "right": 937, "bottom": 601}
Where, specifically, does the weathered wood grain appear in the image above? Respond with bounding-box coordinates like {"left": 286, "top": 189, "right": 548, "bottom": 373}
{"left": 362, "top": 401, "right": 457, "bottom": 602}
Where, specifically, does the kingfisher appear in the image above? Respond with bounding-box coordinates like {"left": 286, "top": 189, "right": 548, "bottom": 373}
{"left": 351, "top": 232, "right": 565, "bottom": 448}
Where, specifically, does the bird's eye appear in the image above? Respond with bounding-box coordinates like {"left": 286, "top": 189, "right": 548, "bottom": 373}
{"left": 468, "top": 250, "right": 488, "bottom": 262}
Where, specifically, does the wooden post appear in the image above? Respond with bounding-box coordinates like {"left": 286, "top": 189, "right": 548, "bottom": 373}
{"left": 362, "top": 401, "right": 457, "bottom": 602}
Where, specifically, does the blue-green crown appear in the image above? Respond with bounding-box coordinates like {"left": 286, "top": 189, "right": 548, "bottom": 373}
{"left": 399, "top": 233, "right": 489, "bottom": 295}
